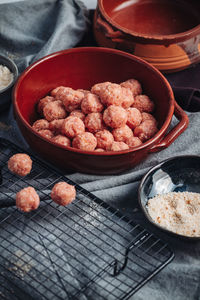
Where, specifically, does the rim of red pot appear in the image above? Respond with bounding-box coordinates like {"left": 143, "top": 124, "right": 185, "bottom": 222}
{"left": 98, "top": 0, "right": 200, "bottom": 44}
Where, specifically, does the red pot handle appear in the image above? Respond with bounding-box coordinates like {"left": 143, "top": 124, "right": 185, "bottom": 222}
{"left": 96, "top": 13, "right": 124, "bottom": 42}
{"left": 149, "top": 101, "right": 189, "bottom": 153}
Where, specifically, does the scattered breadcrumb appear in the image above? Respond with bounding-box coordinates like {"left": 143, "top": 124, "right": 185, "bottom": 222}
{"left": 147, "top": 191, "right": 200, "bottom": 237}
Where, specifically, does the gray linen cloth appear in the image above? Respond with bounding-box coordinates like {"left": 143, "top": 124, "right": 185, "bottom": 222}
{"left": 0, "top": 1, "right": 200, "bottom": 299}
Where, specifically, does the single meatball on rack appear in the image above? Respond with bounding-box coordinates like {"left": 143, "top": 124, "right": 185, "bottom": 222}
{"left": 51, "top": 182, "right": 76, "bottom": 206}
{"left": 8, "top": 153, "right": 32, "bottom": 177}
{"left": 16, "top": 187, "right": 40, "bottom": 212}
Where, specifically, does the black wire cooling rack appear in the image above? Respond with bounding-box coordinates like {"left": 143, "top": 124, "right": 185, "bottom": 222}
{"left": 0, "top": 138, "right": 174, "bottom": 300}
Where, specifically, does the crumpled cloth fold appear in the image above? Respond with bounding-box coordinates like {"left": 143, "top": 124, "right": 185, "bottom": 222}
{"left": 0, "top": 0, "right": 89, "bottom": 73}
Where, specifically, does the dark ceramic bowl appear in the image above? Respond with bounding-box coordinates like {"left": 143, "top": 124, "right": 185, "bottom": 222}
{"left": 138, "top": 155, "right": 200, "bottom": 240}
{"left": 13, "top": 47, "right": 189, "bottom": 175}
{"left": 0, "top": 54, "right": 18, "bottom": 112}
{"left": 94, "top": 0, "right": 200, "bottom": 73}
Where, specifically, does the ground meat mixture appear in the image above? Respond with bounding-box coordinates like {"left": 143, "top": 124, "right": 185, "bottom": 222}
{"left": 8, "top": 153, "right": 32, "bottom": 177}
{"left": 95, "top": 129, "right": 114, "bottom": 150}
{"left": 103, "top": 105, "right": 127, "bottom": 129}
{"left": 81, "top": 93, "right": 103, "bottom": 114}
{"left": 72, "top": 132, "right": 97, "bottom": 151}
{"left": 110, "top": 141, "right": 129, "bottom": 151}
{"left": 112, "top": 125, "right": 133, "bottom": 143}
{"left": 43, "top": 100, "right": 67, "bottom": 121}
{"left": 32, "top": 119, "right": 49, "bottom": 132}
{"left": 133, "top": 95, "right": 154, "bottom": 113}
{"left": 51, "top": 182, "right": 76, "bottom": 206}
{"left": 120, "top": 79, "right": 142, "bottom": 96}
{"left": 62, "top": 116, "right": 85, "bottom": 138}
{"left": 52, "top": 135, "right": 71, "bottom": 147}
{"left": 16, "top": 187, "right": 40, "bottom": 212}
{"left": 32, "top": 78, "right": 158, "bottom": 152}
{"left": 38, "top": 129, "right": 54, "bottom": 139}
{"left": 85, "top": 112, "right": 105, "bottom": 133}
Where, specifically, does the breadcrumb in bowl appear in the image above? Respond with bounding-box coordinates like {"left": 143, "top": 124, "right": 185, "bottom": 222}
{"left": 138, "top": 155, "right": 200, "bottom": 240}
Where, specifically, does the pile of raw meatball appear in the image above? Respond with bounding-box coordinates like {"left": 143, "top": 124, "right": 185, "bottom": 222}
{"left": 32, "top": 79, "right": 158, "bottom": 152}
{"left": 7, "top": 153, "right": 76, "bottom": 213}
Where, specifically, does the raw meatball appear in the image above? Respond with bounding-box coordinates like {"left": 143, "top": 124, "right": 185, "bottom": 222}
{"left": 120, "top": 79, "right": 142, "bottom": 96}
{"left": 61, "top": 89, "right": 85, "bottom": 112}
{"left": 51, "top": 86, "right": 73, "bottom": 98}
{"left": 110, "top": 141, "right": 129, "bottom": 151}
{"left": 91, "top": 81, "right": 111, "bottom": 96}
{"left": 51, "top": 182, "right": 76, "bottom": 206}
{"left": 134, "top": 120, "right": 158, "bottom": 142}
{"left": 81, "top": 93, "right": 103, "bottom": 114}
{"left": 121, "top": 87, "right": 134, "bottom": 109}
{"left": 72, "top": 132, "right": 97, "bottom": 151}
{"left": 84, "top": 112, "right": 105, "bottom": 133}
{"left": 132, "top": 95, "right": 154, "bottom": 113}
{"left": 112, "top": 125, "right": 133, "bottom": 143}
{"left": 37, "top": 96, "right": 55, "bottom": 115}
{"left": 126, "top": 136, "right": 142, "bottom": 148}
{"left": 16, "top": 187, "right": 40, "bottom": 212}
{"left": 52, "top": 135, "right": 71, "bottom": 147}
{"left": 43, "top": 100, "right": 67, "bottom": 121}
{"left": 69, "top": 110, "right": 85, "bottom": 121}
{"left": 62, "top": 116, "right": 85, "bottom": 138}
{"left": 8, "top": 153, "right": 32, "bottom": 177}
{"left": 95, "top": 129, "right": 114, "bottom": 150}
{"left": 99, "top": 83, "right": 123, "bottom": 106}
{"left": 126, "top": 107, "right": 142, "bottom": 129}
{"left": 38, "top": 129, "right": 54, "bottom": 139}
{"left": 49, "top": 119, "right": 65, "bottom": 134}
{"left": 95, "top": 148, "right": 104, "bottom": 152}
{"left": 32, "top": 119, "right": 49, "bottom": 132}
{"left": 141, "top": 112, "right": 157, "bottom": 125}
{"left": 103, "top": 105, "right": 127, "bottom": 129}
{"left": 77, "top": 89, "right": 90, "bottom": 95}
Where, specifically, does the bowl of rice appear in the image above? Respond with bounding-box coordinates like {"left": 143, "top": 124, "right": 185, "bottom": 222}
{"left": 138, "top": 155, "right": 200, "bottom": 239}
{"left": 0, "top": 54, "right": 18, "bottom": 111}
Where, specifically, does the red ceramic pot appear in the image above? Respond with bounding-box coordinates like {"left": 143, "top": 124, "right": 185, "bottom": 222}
{"left": 13, "top": 47, "right": 189, "bottom": 174}
{"left": 94, "top": 0, "right": 200, "bottom": 73}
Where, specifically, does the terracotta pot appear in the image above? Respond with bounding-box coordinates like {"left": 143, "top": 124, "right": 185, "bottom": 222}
{"left": 94, "top": 0, "right": 200, "bottom": 73}
{"left": 13, "top": 47, "right": 189, "bottom": 174}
